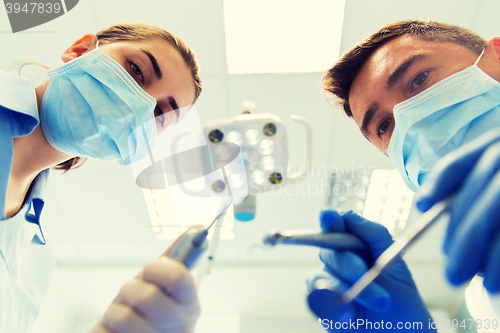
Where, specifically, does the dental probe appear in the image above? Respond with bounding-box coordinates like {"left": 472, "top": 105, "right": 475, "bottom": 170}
{"left": 341, "top": 198, "right": 452, "bottom": 304}
{"left": 168, "top": 200, "right": 232, "bottom": 269}
{"left": 263, "top": 230, "right": 369, "bottom": 253}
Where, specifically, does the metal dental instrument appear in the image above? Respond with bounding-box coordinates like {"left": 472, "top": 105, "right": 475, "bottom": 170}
{"left": 341, "top": 198, "right": 452, "bottom": 303}
{"left": 168, "top": 200, "right": 232, "bottom": 269}
{"left": 263, "top": 229, "right": 369, "bottom": 253}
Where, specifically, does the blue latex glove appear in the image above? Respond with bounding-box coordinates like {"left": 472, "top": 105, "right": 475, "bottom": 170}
{"left": 417, "top": 129, "right": 500, "bottom": 293}
{"left": 306, "top": 210, "right": 435, "bottom": 332}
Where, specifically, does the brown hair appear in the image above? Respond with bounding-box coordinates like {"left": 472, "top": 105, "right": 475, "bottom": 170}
{"left": 323, "top": 20, "right": 486, "bottom": 117}
{"left": 54, "top": 23, "right": 202, "bottom": 172}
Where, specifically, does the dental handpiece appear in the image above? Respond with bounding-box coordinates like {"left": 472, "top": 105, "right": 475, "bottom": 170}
{"left": 263, "top": 230, "right": 369, "bottom": 253}
{"left": 168, "top": 200, "right": 232, "bottom": 269}
{"left": 168, "top": 226, "right": 209, "bottom": 269}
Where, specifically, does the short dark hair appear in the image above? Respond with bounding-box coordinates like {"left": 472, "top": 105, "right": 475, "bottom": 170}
{"left": 323, "top": 20, "right": 486, "bottom": 117}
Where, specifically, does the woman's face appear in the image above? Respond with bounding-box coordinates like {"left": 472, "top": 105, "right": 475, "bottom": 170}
{"left": 97, "top": 38, "right": 196, "bottom": 135}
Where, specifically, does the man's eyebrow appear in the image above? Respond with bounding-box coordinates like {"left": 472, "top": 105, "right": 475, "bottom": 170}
{"left": 386, "top": 54, "right": 428, "bottom": 89}
{"left": 361, "top": 102, "right": 378, "bottom": 138}
{"left": 140, "top": 49, "right": 162, "bottom": 80}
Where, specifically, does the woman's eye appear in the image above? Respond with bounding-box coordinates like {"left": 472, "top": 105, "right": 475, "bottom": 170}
{"left": 411, "top": 70, "right": 429, "bottom": 90}
{"left": 128, "top": 61, "right": 144, "bottom": 84}
{"left": 377, "top": 118, "right": 392, "bottom": 137}
{"left": 154, "top": 106, "right": 165, "bottom": 126}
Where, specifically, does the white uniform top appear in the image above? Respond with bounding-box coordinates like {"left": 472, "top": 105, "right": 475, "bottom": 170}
{"left": 465, "top": 276, "right": 500, "bottom": 333}
{"left": 0, "top": 71, "right": 54, "bottom": 333}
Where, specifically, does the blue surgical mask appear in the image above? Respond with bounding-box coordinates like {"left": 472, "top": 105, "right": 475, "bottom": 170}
{"left": 40, "top": 46, "right": 157, "bottom": 165}
{"left": 388, "top": 49, "right": 500, "bottom": 192}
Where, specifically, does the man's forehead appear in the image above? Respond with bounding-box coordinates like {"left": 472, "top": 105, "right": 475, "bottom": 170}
{"left": 361, "top": 35, "right": 472, "bottom": 73}
{"left": 364, "top": 36, "right": 434, "bottom": 71}
{"left": 348, "top": 36, "right": 471, "bottom": 122}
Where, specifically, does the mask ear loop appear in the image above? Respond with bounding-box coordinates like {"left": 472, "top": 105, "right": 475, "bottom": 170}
{"left": 474, "top": 48, "right": 486, "bottom": 66}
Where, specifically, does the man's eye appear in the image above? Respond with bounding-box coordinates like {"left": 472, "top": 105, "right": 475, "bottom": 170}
{"left": 377, "top": 118, "right": 392, "bottom": 137}
{"left": 411, "top": 70, "right": 429, "bottom": 90}
{"left": 128, "top": 61, "right": 144, "bottom": 84}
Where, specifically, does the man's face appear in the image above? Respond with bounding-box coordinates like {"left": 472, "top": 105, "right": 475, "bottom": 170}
{"left": 348, "top": 35, "right": 480, "bottom": 154}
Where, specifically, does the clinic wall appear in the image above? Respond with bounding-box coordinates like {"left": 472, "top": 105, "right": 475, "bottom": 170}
{"left": 29, "top": 281, "right": 76, "bottom": 333}
{"left": 340, "top": 0, "right": 500, "bottom": 56}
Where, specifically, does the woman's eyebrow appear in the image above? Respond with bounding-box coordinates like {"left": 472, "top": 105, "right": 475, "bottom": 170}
{"left": 140, "top": 49, "right": 162, "bottom": 79}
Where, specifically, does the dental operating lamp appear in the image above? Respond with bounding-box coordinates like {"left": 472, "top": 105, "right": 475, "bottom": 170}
{"left": 195, "top": 106, "right": 312, "bottom": 221}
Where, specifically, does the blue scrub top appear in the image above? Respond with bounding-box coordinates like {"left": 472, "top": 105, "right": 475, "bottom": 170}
{"left": 0, "top": 71, "right": 54, "bottom": 333}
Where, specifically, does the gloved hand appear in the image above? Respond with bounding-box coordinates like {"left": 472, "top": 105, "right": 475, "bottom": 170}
{"left": 90, "top": 227, "right": 201, "bottom": 333}
{"left": 417, "top": 129, "right": 500, "bottom": 293}
{"left": 307, "top": 210, "right": 435, "bottom": 332}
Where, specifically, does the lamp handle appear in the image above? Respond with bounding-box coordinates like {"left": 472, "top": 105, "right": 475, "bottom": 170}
{"left": 287, "top": 115, "right": 312, "bottom": 184}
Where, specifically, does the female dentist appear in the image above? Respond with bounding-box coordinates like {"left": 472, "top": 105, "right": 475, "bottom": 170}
{"left": 1, "top": 23, "right": 202, "bottom": 333}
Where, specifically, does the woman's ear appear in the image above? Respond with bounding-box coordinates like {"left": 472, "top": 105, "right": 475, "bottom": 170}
{"left": 61, "top": 34, "right": 98, "bottom": 63}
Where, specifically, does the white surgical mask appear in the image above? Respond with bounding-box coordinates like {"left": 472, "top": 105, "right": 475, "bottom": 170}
{"left": 388, "top": 49, "right": 500, "bottom": 192}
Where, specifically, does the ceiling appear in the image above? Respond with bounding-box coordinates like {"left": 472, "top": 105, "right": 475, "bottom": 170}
{"left": 2, "top": 0, "right": 499, "bottom": 331}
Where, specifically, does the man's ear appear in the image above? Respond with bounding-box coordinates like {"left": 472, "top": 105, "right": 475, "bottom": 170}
{"left": 61, "top": 34, "right": 98, "bottom": 63}
{"left": 484, "top": 37, "right": 500, "bottom": 62}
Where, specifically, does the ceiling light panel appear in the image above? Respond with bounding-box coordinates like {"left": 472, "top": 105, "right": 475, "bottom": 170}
{"left": 223, "top": 0, "right": 346, "bottom": 74}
